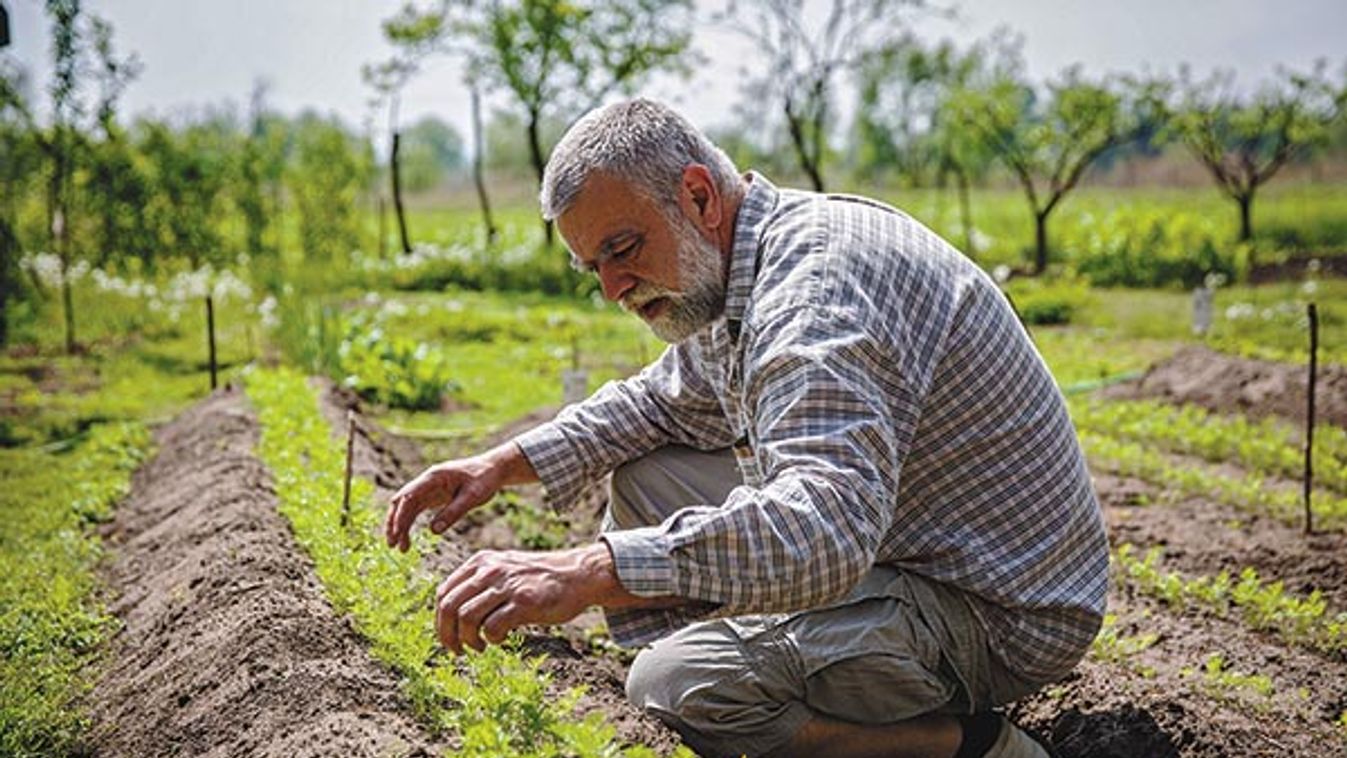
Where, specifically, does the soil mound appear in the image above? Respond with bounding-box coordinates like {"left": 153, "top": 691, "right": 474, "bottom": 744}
{"left": 1100, "top": 345, "right": 1347, "bottom": 427}
{"left": 87, "top": 388, "right": 438, "bottom": 757}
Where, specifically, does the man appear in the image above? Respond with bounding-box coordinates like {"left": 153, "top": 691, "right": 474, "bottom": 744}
{"left": 384, "top": 99, "right": 1107, "bottom": 758}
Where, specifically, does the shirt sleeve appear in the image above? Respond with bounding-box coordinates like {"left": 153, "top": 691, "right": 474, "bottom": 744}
{"left": 513, "top": 340, "right": 738, "bottom": 511}
{"left": 601, "top": 304, "right": 913, "bottom": 629}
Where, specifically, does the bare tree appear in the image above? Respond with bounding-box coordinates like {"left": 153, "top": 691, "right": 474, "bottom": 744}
{"left": 1173, "top": 62, "right": 1344, "bottom": 254}
{"left": 722, "top": 0, "right": 929, "bottom": 192}
{"left": 363, "top": 57, "right": 419, "bottom": 255}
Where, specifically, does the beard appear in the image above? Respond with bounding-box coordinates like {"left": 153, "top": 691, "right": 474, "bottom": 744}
{"left": 620, "top": 216, "right": 727, "bottom": 343}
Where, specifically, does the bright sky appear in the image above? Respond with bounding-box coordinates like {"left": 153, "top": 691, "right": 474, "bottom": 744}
{"left": 4, "top": 0, "right": 1345, "bottom": 147}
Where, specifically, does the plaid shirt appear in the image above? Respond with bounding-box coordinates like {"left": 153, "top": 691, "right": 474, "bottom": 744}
{"left": 516, "top": 173, "right": 1108, "bottom": 682}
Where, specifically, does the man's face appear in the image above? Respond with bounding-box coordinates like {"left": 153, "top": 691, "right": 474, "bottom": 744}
{"left": 557, "top": 173, "right": 726, "bottom": 343}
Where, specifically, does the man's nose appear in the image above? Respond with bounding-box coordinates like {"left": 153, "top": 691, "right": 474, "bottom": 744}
{"left": 597, "top": 264, "right": 637, "bottom": 302}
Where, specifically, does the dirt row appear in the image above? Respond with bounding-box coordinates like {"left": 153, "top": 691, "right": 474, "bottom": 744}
{"left": 86, "top": 388, "right": 440, "bottom": 757}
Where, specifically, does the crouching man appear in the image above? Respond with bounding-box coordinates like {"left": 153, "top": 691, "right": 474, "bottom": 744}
{"left": 384, "top": 99, "right": 1107, "bottom": 758}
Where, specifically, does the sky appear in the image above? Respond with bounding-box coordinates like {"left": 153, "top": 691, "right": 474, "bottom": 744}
{"left": 3, "top": 0, "right": 1345, "bottom": 148}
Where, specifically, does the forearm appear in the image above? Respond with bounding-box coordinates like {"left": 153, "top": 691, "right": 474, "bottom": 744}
{"left": 481, "top": 439, "right": 540, "bottom": 488}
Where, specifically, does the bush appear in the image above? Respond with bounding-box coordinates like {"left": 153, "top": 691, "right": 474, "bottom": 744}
{"left": 338, "top": 312, "right": 461, "bottom": 411}
{"left": 1063, "top": 208, "right": 1239, "bottom": 288}
{"left": 1004, "top": 275, "right": 1093, "bottom": 325}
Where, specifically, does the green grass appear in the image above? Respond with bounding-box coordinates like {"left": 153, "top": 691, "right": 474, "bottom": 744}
{"left": 874, "top": 181, "right": 1347, "bottom": 271}
{"left": 343, "top": 289, "right": 661, "bottom": 438}
{"left": 0, "top": 423, "right": 151, "bottom": 757}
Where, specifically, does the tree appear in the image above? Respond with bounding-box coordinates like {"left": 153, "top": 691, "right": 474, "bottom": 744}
{"left": 363, "top": 56, "right": 419, "bottom": 254}
{"left": 723, "top": 0, "right": 928, "bottom": 192}
{"left": 854, "top": 31, "right": 1017, "bottom": 255}
{"left": 1173, "top": 62, "right": 1344, "bottom": 251}
{"left": 0, "top": 60, "right": 41, "bottom": 348}
{"left": 947, "top": 67, "right": 1167, "bottom": 274}
{"left": 46, "top": 0, "right": 84, "bottom": 354}
{"left": 288, "top": 113, "right": 372, "bottom": 263}
{"left": 393, "top": 0, "right": 695, "bottom": 246}
{"left": 401, "top": 115, "right": 465, "bottom": 191}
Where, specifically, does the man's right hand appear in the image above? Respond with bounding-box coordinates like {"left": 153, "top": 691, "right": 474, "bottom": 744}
{"left": 383, "top": 441, "right": 539, "bottom": 552}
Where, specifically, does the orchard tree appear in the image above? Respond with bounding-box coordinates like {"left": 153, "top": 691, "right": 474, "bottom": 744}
{"left": 723, "top": 0, "right": 929, "bottom": 192}
{"left": 401, "top": 115, "right": 465, "bottom": 191}
{"left": 390, "top": 0, "right": 695, "bottom": 246}
{"left": 948, "top": 67, "right": 1167, "bottom": 274}
{"left": 855, "top": 31, "right": 1018, "bottom": 255}
{"left": 0, "top": 61, "right": 41, "bottom": 348}
{"left": 288, "top": 114, "right": 372, "bottom": 263}
{"left": 363, "top": 56, "right": 419, "bottom": 254}
{"left": 1173, "top": 62, "right": 1345, "bottom": 251}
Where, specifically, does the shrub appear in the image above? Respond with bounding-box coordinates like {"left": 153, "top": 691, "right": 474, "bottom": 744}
{"left": 1063, "top": 208, "right": 1239, "bottom": 288}
{"left": 1003, "top": 275, "right": 1093, "bottom": 325}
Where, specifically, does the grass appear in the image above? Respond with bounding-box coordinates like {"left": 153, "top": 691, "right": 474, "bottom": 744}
{"left": 0, "top": 423, "right": 151, "bottom": 757}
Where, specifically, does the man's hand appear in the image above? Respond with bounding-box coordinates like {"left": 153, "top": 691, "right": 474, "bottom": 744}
{"left": 384, "top": 441, "right": 539, "bottom": 552}
{"left": 435, "top": 543, "right": 626, "bottom": 653}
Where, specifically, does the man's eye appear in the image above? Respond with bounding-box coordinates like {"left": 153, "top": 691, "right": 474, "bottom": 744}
{"left": 611, "top": 242, "right": 638, "bottom": 263}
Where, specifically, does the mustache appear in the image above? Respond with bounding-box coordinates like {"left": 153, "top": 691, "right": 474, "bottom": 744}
{"left": 621, "top": 284, "right": 677, "bottom": 313}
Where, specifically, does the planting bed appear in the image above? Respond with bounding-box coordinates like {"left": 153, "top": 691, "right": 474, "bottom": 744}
{"left": 77, "top": 344, "right": 1347, "bottom": 756}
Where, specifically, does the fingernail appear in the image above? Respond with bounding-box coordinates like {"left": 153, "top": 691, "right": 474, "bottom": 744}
{"left": 432, "top": 520, "right": 446, "bottom": 532}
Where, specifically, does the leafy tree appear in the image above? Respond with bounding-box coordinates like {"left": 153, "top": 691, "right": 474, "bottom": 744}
{"left": 401, "top": 115, "right": 464, "bottom": 191}
{"left": 0, "top": 61, "right": 41, "bottom": 347}
{"left": 390, "top": 0, "right": 695, "bottom": 246}
{"left": 288, "top": 113, "right": 372, "bottom": 262}
{"left": 136, "top": 114, "right": 237, "bottom": 267}
{"left": 1172, "top": 62, "right": 1345, "bottom": 251}
{"left": 854, "top": 31, "right": 1018, "bottom": 255}
{"left": 722, "top": 0, "right": 929, "bottom": 192}
{"left": 238, "top": 80, "right": 289, "bottom": 258}
{"left": 947, "top": 67, "right": 1167, "bottom": 274}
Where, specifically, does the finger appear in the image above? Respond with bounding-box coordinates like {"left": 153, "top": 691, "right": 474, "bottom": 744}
{"left": 455, "top": 588, "right": 508, "bottom": 653}
{"left": 436, "top": 555, "right": 484, "bottom": 605}
{"left": 427, "top": 486, "right": 479, "bottom": 535}
{"left": 437, "top": 575, "right": 490, "bottom": 654}
{"left": 481, "top": 601, "right": 524, "bottom": 646}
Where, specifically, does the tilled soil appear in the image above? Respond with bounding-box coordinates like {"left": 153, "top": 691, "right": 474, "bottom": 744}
{"left": 1101, "top": 345, "right": 1347, "bottom": 427}
{"left": 85, "top": 387, "right": 440, "bottom": 757}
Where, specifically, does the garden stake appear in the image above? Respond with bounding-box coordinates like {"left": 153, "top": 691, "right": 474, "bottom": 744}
{"left": 1304, "top": 302, "right": 1318, "bottom": 536}
{"left": 206, "top": 296, "right": 218, "bottom": 390}
{"left": 342, "top": 409, "right": 355, "bottom": 529}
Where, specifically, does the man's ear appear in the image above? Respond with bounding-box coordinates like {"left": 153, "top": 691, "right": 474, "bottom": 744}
{"left": 679, "top": 164, "right": 722, "bottom": 232}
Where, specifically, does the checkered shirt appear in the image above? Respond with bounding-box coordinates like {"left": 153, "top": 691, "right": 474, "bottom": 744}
{"left": 515, "top": 173, "right": 1108, "bottom": 683}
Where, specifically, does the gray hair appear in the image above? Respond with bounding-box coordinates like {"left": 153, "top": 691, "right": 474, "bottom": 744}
{"left": 540, "top": 98, "right": 741, "bottom": 222}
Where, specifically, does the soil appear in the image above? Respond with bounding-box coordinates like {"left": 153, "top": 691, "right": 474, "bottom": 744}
{"left": 1100, "top": 345, "right": 1347, "bottom": 427}
{"left": 85, "top": 370, "right": 1347, "bottom": 756}
{"left": 85, "top": 387, "right": 441, "bottom": 757}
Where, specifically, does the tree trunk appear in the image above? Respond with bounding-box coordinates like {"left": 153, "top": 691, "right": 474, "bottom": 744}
{"left": 1237, "top": 192, "right": 1254, "bottom": 243}
{"left": 526, "top": 112, "right": 553, "bottom": 247}
{"left": 1034, "top": 210, "right": 1050, "bottom": 276}
{"left": 378, "top": 195, "right": 388, "bottom": 258}
{"left": 955, "top": 165, "right": 974, "bottom": 258}
{"left": 0, "top": 215, "right": 16, "bottom": 348}
{"left": 391, "top": 131, "right": 412, "bottom": 254}
{"left": 471, "top": 86, "right": 497, "bottom": 247}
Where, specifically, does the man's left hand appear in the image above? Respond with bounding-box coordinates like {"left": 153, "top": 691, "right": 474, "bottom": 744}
{"left": 435, "top": 542, "right": 624, "bottom": 654}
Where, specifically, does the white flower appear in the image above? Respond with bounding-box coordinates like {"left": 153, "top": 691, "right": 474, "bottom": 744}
{"left": 992, "top": 265, "right": 1011, "bottom": 285}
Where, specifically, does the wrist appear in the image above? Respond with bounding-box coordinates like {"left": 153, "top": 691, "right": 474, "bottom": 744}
{"left": 481, "top": 440, "right": 539, "bottom": 487}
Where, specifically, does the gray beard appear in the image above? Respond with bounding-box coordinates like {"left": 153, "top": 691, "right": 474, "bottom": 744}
{"left": 621, "top": 220, "right": 726, "bottom": 343}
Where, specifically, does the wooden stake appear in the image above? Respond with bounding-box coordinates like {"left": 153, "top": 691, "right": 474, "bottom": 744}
{"left": 342, "top": 409, "right": 356, "bottom": 529}
{"left": 1304, "top": 302, "right": 1318, "bottom": 536}
{"left": 206, "top": 295, "right": 218, "bottom": 390}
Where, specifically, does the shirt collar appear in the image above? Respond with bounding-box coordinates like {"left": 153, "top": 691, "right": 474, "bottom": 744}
{"left": 724, "top": 171, "right": 779, "bottom": 339}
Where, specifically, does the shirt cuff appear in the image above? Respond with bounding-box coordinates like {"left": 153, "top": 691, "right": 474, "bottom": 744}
{"left": 512, "top": 420, "right": 585, "bottom": 511}
{"left": 599, "top": 527, "right": 678, "bottom": 597}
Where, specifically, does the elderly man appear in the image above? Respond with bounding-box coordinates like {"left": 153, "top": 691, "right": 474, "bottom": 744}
{"left": 384, "top": 98, "right": 1107, "bottom": 758}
